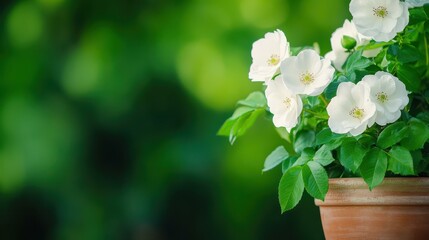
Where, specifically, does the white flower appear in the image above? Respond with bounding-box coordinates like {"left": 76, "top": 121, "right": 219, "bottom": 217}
{"left": 405, "top": 0, "right": 429, "bottom": 8}
{"left": 350, "top": 0, "right": 409, "bottom": 42}
{"left": 327, "top": 82, "right": 376, "bottom": 136}
{"left": 280, "top": 49, "right": 334, "bottom": 96}
{"left": 362, "top": 72, "right": 409, "bottom": 126}
{"left": 249, "top": 30, "right": 290, "bottom": 82}
{"left": 265, "top": 75, "right": 303, "bottom": 132}
{"left": 325, "top": 20, "right": 381, "bottom": 71}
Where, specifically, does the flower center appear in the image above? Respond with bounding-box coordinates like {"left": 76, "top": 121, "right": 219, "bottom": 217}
{"left": 300, "top": 72, "right": 315, "bottom": 85}
{"left": 283, "top": 97, "right": 291, "bottom": 108}
{"left": 267, "top": 54, "right": 280, "bottom": 66}
{"left": 349, "top": 107, "right": 365, "bottom": 120}
{"left": 376, "top": 92, "right": 389, "bottom": 103}
{"left": 373, "top": 6, "right": 388, "bottom": 18}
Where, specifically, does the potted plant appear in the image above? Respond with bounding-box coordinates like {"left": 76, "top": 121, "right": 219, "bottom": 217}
{"left": 219, "top": 0, "right": 429, "bottom": 238}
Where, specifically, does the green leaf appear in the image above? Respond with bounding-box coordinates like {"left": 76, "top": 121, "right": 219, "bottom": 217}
{"left": 388, "top": 146, "right": 414, "bottom": 175}
{"left": 314, "top": 145, "right": 335, "bottom": 166}
{"left": 341, "top": 35, "right": 357, "bottom": 50}
{"left": 237, "top": 91, "right": 267, "bottom": 108}
{"left": 217, "top": 107, "right": 254, "bottom": 136}
{"left": 345, "top": 50, "right": 372, "bottom": 73}
{"left": 293, "top": 148, "right": 315, "bottom": 167}
{"left": 409, "top": 7, "right": 428, "bottom": 25}
{"left": 397, "top": 65, "right": 421, "bottom": 92}
{"left": 340, "top": 138, "right": 368, "bottom": 172}
{"left": 401, "top": 118, "right": 429, "bottom": 150}
{"left": 294, "top": 130, "right": 315, "bottom": 153}
{"left": 263, "top": 146, "right": 289, "bottom": 172}
{"left": 303, "top": 161, "right": 329, "bottom": 200}
{"left": 360, "top": 148, "right": 387, "bottom": 190}
{"left": 229, "top": 109, "right": 264, "bottom": 144}
{"left": 279, "top": 166, "right": 305, "bottom": 213}
{"left": 282, "top": 156, "right": 298, "bottom": 174}
{"left": 324, "top": 76, "right": 348, "bottom": 100}
{"left": 398, "top": 45, "right": 421, "bottom": 63}
{"left": 316, "top": 128, "right": 343, "bottom": 145}
{"left": 377, "top": 122, "right": 408, "bottom": 149}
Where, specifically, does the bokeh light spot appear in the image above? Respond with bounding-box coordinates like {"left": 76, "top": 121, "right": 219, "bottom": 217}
{"left": 177, "top": 40, "right": 256, "bottom": 111}
{"left": 240, "top": 0, "right": 288, "bottom": 29}
{"left": 7, "top": 2, "right": 45, "bottom": 48}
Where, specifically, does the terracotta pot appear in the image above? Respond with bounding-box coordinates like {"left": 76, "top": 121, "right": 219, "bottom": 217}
{"left": 315, "top": 178, "right": 429, "bottom": 240}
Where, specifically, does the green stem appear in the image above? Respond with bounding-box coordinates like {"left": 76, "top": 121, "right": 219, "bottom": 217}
{"left": 303, "top": 109, "right": 329, "bottom": 120}
{"left": 319, "top": 95, "right": 329, "bottom": 106}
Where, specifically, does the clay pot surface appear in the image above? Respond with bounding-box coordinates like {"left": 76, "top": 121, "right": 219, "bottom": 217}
{"left": 315, "top": 178, "right": 429, "bottom": 240}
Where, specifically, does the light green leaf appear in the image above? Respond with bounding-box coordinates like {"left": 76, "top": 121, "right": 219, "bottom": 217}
{"left": 294, "top": 130, "right": 315, "bottom": 153}
{"left": 237, "top": 91, "right": 267, "bottom": 108}
{"left": 377, "top": 121, "right": 408, "bottom": 149}
{"left": 303, "top": 161, "right": 329, "bottom": 200}
{"left": 388, "top": 146, "right": 414, "bottom": 175}
{"left": 279, "top": 166, "right": 305, "bottom": 213}
{"left": 263, "top": 146, "right": 289, "bottom": 172}
{"left": 340, "top": 139, "right": 368, "bottom": 172}
{"left": 400, "top": 118, "right": 429, "bottom": 150}
{"left": 313, "top": 145, "right": 335, "bottom": 166}
{"left": 229, "top": 109, "right": 264, "bottom": 144}
{"left": 360, "top": 148, "right": 387, "bottom": 190}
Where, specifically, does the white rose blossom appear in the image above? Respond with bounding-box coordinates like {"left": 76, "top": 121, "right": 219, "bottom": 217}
{"left": 280, "top": 49, "right": 335, "bottom": 96}
{"left": 350, "top": 0, "right": 409, "bottom": 42}
{"left": 327, "top": 82, "right": 376, "bottom": 136}
{"left": 265, "top": 75, "right": 303, "bottom": 132}
{"left": 325, "top": 20, "right": 381, "bottom": 71}
{"left": 405, "top": 0, "right": 429, "bottom": 8}
{"left": 249, "top": 30, "right": 290, "bottom": 82}
{"left": 362, "top": 72, "right": 409, "bottom": 126}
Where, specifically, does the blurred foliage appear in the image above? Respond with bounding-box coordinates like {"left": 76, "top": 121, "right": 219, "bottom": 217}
{"left": 0, "top": 0, "right": 347, "bottom": 239}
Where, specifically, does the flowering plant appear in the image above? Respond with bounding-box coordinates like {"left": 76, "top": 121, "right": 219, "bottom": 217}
{"left": 219, "top": 0, "right": 429, "bottom": 212}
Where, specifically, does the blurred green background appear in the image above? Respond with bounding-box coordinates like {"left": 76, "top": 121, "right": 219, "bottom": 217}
{"left": 0, "top": 0, "right": 348, "bottom": 239}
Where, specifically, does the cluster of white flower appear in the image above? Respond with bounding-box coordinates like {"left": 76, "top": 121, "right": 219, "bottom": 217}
{"left": 249, "top": 29, "right": 335, "bottom": 131}
{"left": 248, "top": 0, "right": 414, "bottom": 136}
{"left": 328, "top": 72, "right": 409, "bottom": 136}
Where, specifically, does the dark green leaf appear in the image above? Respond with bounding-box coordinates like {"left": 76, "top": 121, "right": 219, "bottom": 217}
{"left": 398, "top": 45, "right": 421, "bottom": 63}
{"left": 294, "top": 130, "right": 315, "bottom": 153}
{"left": 377, "top": 122, "right": 408, "bottom": 149}
{"left": 360, "top": 148, "right": 387, "bottom": 190}
{"left": 237, "top": 91, "right": 267, "bottom": 108}
{"left": 409, "top": 8, "right": 428, "bottom": 25}
{"left": 293, "top": 148, "right": 315, "bottom": 167}
{"left": 388, "top": 146, "right": 414, "bottom": 175}
{"left": 314, "top": 145, "right": 335, "bottom": 166}
{"left": 263, "top": 146, "right": 289, "bottom": 172}
{"left": 303, "top": 161, "right": 329, "bottom": 200}
{"left": 401, "top": 118, "right": 429, "bottom": 150}
{"left": 340, "top": 138, "right": 368, "bottom": 172}
{"left": 282, "top": 156, "right": 298, "bottom": 174}
{"left": 324, "top": 76, "right": 348, "bottom": 100}
{"left": 279, "top": 166, "right": 305, "bottom": 213}
{"left": 397, "top": 65, "right": 421, "bottom": 92}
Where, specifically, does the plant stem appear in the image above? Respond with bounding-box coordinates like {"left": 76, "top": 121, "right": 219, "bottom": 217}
{"left": 319, "top": 95, "right": 329, "bottom": 106}
{"left": 304, "top": 109, "right": 328, "bottom": 120}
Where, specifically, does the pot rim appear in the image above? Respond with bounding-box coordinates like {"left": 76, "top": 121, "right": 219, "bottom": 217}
{"left": 315, "top": 177, "right": 429, "bottom": 206}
